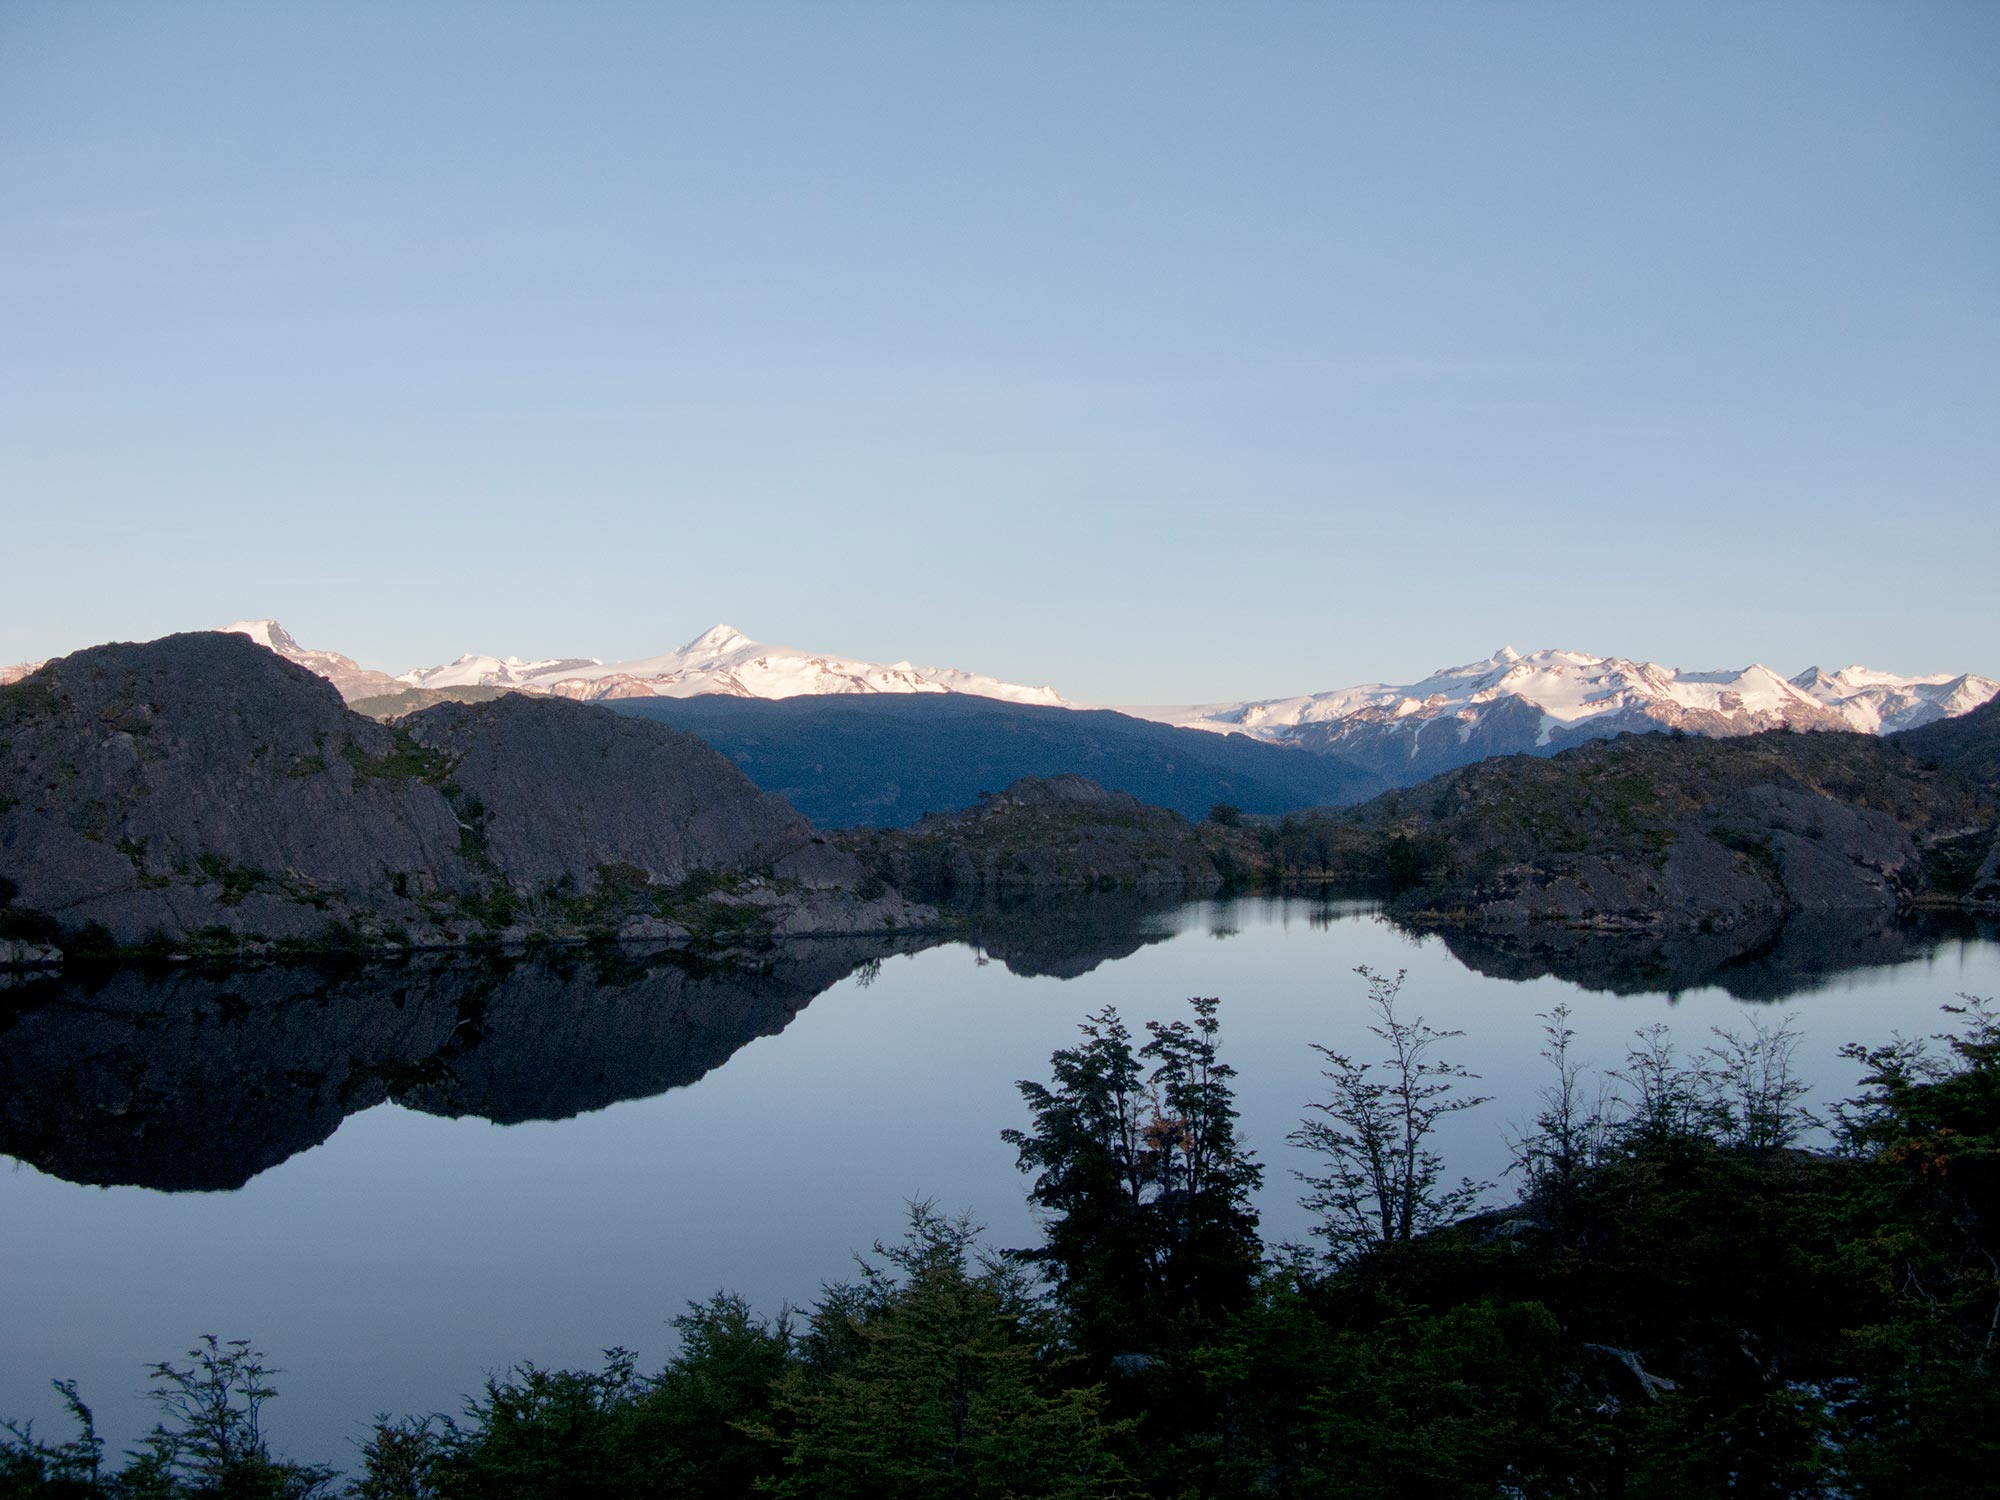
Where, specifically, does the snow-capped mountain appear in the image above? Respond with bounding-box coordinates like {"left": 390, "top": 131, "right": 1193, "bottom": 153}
{"left": 1119, "top": 647, "right": 1999, "bottom": 783}
{"left": 13, "top": 621, "right": 1068, "bottom": 708}
{"left": 1788, "top": 664, "right": 1997, "bottom": 735}
{"left": 395, "top": 624, "right": 1069, "bottom": 706}
{"left": 218, "top": 620, "right": 406, "bottom": 701}
{"left": 5, "top": 624, "right": 1992, "bottom": 792}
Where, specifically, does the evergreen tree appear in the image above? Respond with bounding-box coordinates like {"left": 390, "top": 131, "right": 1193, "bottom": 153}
{"left": 1003, "top": 1007, "right": 1159, "bottom": 1355}
{"left": 1005, "top": 999, "right": 1262, "bottom": 1356}
{"left": 1138, "top": 996, "right": 1264, "bottom": 1330}
{"left": 764, "top": 1204, "right": 1129, "bottom": 1500}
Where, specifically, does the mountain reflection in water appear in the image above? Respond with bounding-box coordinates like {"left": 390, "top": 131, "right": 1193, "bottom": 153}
{"left": 2, "top": 898, "right": 1994, "bottom": 1195}
{"left": 1430, "top": 909, "right": 2000, "bottom": 1002}
{"left": 0, "top": 940, "right": 908, "bottom": 1193}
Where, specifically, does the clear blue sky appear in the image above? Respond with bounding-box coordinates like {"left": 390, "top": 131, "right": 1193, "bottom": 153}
{"left": 3, "top": 1, "right": 1994, "bottom": 701}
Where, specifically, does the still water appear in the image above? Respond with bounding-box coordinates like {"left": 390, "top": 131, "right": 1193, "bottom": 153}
{"left": 4, "top": 897, "right": 1997, "bottom": 1467}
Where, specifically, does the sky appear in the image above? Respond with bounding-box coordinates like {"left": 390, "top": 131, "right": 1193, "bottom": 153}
{"left": 2, "top": 1, "right": 1995, "bottom": 703}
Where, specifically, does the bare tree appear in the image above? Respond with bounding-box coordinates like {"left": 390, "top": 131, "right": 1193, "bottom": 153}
{"left": 1704, "top": 1015, "right": 1815, "bottom": 1150}
{"left": 1291, "top": 966, "right": 1489, "bottom": 1262}
{"left": 1510, "top": 1003, "right": 1610, "bottom": 1223}
{"left": 1608, "top": 1024, "right": 1724, "bottom": 1148}
{"left": 125, "top": 1335, "right": 336, "bottom": 1497}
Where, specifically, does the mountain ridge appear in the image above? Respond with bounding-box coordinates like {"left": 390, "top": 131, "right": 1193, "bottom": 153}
{"left": 392, "top": 620, "right": 1069, "bottom": 706}
{"left": 5, "top": 624, "right": 1992, "bottom": 802}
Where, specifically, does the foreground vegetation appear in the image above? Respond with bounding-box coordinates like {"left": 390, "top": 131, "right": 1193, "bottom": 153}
{"left": 6, "top": 980, "right": 1997, "bottom": 1498}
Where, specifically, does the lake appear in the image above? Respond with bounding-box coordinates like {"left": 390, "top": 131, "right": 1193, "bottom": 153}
{"left": 3, "top": 897, "right": 1997, "bottom": 1468}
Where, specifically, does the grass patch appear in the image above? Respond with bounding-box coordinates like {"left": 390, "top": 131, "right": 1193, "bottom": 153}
{"left": 117, "top": 835, "right": 173, "bottom": 889}
{"left": 1710, "top": 825, "right": 1784, "bottom": 884}
{"left": 0, "top": 672, "right": 59, "bottom": 728}
{"left": 192, "top": 853, "right": 269, "bottom": 906}
{"left": 341, "top": 731, "right": 456, "bottom": 785}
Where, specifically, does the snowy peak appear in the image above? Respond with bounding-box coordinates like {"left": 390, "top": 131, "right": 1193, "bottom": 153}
{"left": 390, "top": 626, "right": 1067, "bottom": 708}
{"left": 1125, "top": 648, "right": 1999, "bottom": 772}
{"left": 216, "top": 619, "right": 403, "bottom": 701}
{"left": 679, "top": 623, "right": 755, "bottom": 658}
{"left": 222, "top": 619, "right": 302, "bottom": 654}
{"left": 398, "top": 652, "right": 603, "bottom": 692}
{"left": 6, "top": 623, "right": 1989, "bottom": 762}
{"left": 1788, "top": 662, "right": 1998, "bottom": 734}
{"left": 199, "top": 619, "right": 1065, "bottom": 708}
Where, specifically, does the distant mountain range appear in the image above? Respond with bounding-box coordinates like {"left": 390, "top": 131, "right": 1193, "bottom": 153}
{"left": 256, "top": 619, "right": 1994, "bottom": 735}
{"left": 3, "top": 622, "right": 1992, "bottom": 818}
{"left": 379, "top": 621, "right": 1067, "bottom": 706}
{"left": 1147, "top": 646, "right": 1993, "bottom": 738}
{"left": 1136, "top": 646, "right": 1999, "bottom": 784}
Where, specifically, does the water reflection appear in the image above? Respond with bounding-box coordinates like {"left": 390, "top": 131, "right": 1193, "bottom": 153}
{"left": 5, "top": 896, "right": 1999, "bottom": 1468}
{"left": 957, "top": 890, "right": 1186, "bottom": 978}
{"left": 0, "top": 940, "right": 915, "bottom": 1192}
{"left": 1427, "top": 909, "right": 2000, "bottom": 1001}
{"left": 5, "top": 900, "right": 1995, "bottom": 1195}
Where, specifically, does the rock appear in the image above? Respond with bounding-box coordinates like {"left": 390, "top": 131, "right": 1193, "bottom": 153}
{"left": 1345, "top": 721, "right": 1993, "bottom": 932}
{"left": 0, "top": 939, "right": 61, "bottom": 969}
{"left": 404, "top": 695, "right": 821, "bottom": 889}
{"left": 0, "top": 634, "right": 922, "bottom": 953}
{"left": 1583, "top": 1343, "right": 1680, "bottom": 1400}
{"left": 1897, "top": 691, "right": 2000, "bottom": 789}
{"left": 0, "top": 634, "right": 464, "bottom": 942}
{"left": 766, "top": 889, "right": 936, "bottom": 937}
{"left": 616, "top": 915, "right": 692, "bottom": 944}
{"left": 1973, "top": 832, "right": 2000, "bottom": 906}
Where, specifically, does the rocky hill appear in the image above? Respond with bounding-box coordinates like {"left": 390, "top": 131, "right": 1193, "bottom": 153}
{"left": 0, "top": 633, "right": 926, "bottom": 962}
{"left": 1286, "top": 720, "right": 1998, "bottom": 931}
{"left": 219, "top": 618, "right": 407, "bottom": 700}
{"left": 1898, "top": 690, "right": 2000, "bottom": 788}
{"left": 841, "top": 774, "right": 1261, "bottom": 902}
{"left": 838, "top": 707, "right": 2000, "bottom": 937}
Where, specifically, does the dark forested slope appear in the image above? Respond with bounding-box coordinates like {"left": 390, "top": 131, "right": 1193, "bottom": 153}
{"left": 840, "top": 773, "right": 1263, "bottom": 902}
{"left": 607, "top": 692, "right": 1382, "bottom": 827}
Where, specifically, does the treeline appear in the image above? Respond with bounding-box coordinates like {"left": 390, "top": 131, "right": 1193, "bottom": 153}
{"left": 6, "top": 979, "right": 1999, "bottom": 1498}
